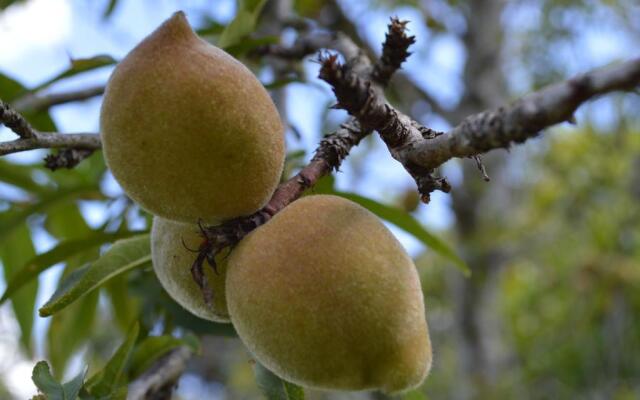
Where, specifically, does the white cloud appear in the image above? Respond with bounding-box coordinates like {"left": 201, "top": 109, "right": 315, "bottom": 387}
{"left": 0, "top": 0, "right": 72, "bottom": 64}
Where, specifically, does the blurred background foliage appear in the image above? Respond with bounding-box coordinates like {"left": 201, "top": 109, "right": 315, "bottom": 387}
{"left": 0, "top": 0, "right": 638, "bottom": 399}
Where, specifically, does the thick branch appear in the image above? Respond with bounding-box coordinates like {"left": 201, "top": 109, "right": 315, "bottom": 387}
{"left": 0, "top": 131, "right": 101, "bottom": 156}
{"left": 412, "top": 58, "right": 640, "bottom": 168}
{"left": 13, "top": 85, "right": 105, "bottom": 113}
{"left": 319, "top": 56, "right": 640, "bottom": 200}
{"left": 127, "top": 347, "right": 192, "bottom": 400}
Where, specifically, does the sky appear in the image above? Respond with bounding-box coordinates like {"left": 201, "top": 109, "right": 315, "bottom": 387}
{"left": 0, "top": 0, "right": 638, "bottom": 398}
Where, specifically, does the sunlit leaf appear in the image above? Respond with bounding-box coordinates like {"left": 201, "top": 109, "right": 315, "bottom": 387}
{"left": 254, "top": 361, "right": 305, "bottom": 400}
{"left": 39, "top": 235, "right": 151, "bottom": 317}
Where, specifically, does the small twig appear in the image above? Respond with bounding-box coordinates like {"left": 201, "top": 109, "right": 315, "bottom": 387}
{"left": 127, "top": 347, "right": 192, "bottom": 400}
{"left": 372, "top": 17, "right": 416, "bottom": 86}
{"left": 44, "top": 148, "right": 96, "bottom": 170}
{"left": 0, "top": 99, "right": 36, "bottom": 138}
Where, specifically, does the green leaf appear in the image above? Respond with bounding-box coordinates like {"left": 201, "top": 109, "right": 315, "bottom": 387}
{"left": 32, "top": 55, "right": 116, "bottom": 93}
{"left": 39, "top": 235, "right": 151, "bottom": 317}
{"left": 1, "top": 224, "right": 37, "bottom": 353}
{"left": 31, "top": 361, "right": 87, "bottom": 400}
{"left": 86, "top": 323, "right": 139, "bottom": 398}
{"left": 0, "top": 230, "right": 141, "bottom": 305}
{"left": 128, "top": 335, "right": 197, "bottom": 379}
{"left": 253, "top": 362, "right": 305, "bottom": 400}
{"left": 335, "top": 191, "right": 469, "bottom": 275}
{"left": 218, "top": 0, "right": 268, "bottom": 48}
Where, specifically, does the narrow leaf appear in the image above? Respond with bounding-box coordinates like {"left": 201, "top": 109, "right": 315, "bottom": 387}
{"left": 1, "top": 230, "right": 141, "bottom": 304}
{"left": 254, "top": 362, "right": 305, "bottom": 400}
{"left": 39, "top": 235, "right": 151, "bottom": 317}
{"left": 32, "top": 55, "right": 116, "bottom": 93}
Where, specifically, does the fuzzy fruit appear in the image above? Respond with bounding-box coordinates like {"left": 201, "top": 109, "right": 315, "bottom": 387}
{"left": 100, "top": 12, "right": 285, "bottom": 223}
{"left": 226, "top": 195, "right": 432, "bottom": 393}
{"left": 151, "top": 216, "right": 229, "bottom": 322}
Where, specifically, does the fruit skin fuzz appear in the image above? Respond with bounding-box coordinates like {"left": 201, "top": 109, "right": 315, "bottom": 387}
{"left": 100, "top": 11, "right": 285, "bottom": 224}
{"left": 226, "top": 195, "right": 432, "bottom": 394}
{"left": 151, "top": 216, "right": 230, "bottom": 323}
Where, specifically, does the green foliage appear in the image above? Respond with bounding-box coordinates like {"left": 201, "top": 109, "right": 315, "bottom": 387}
{"left": 0, "top": 230, "right": 140, "bottom": 305}
{"left": 253, "top": 362, "right": 305, "bottom": 400}
{"left": 39, "top": 235, "right": 151, "bottom": 317}
{"left": 218, "top": 0, "right": 268, "bottom": 48}
{"left": 31, "top": 361, "right": 86, "bottom": 400}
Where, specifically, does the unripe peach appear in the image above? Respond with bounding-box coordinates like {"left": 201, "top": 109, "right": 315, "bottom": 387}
{"left": 226, "top": 195, "right": 431, "bottom": 393}
{"left": 100, "top": 12, "right": 285, "bottom": 223}
{"left": 151, "top": 216, "right": 229, "bottom": 322}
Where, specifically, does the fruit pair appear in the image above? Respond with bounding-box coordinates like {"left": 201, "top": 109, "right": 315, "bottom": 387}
{"left": 101, "top": 12, "right": 431, "bottom": 394}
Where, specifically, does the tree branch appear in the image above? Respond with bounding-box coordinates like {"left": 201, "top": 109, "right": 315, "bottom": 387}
{"left": 412, "top": 58, "right": 640, "bottom": 168}
{"left": 0, "top": 131, "right": 101, "bottom": 156}
{"left": 127, "top": 347, "right": 192, "bottom": 400}
{"left": 318, "top": 55, "right": 640, "bottom": 201}
{"left": 193, "top": 19, "right": 415, "bottom": 300}
{"left": 1, "top": 97, "right": 101, "bottom": 166}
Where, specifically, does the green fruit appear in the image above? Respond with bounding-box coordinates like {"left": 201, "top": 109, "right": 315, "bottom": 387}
{"left": 226, "top": 195, "right": 431, "bottom": 393}
{"left": 151, "top": 216, "right": 229, "bottom": 322}
{"left": 100, "top": 12, "right": 285, "bottom": 223}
